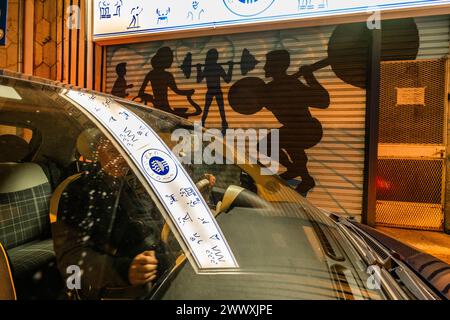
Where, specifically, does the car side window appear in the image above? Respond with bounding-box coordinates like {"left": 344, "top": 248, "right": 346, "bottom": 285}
{"left": 0, "top": 124, "right": 33, "bottom": 143}
{"left": 0, "top": 124, "right": 34, "bottom": 162}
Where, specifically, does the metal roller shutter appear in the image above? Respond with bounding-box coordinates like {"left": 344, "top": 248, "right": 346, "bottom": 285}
{"left": 105, "top": 15, "right": 449, "bottom": 220}
{"left": 414, "top": 15, "right": 450, "bottom": 59}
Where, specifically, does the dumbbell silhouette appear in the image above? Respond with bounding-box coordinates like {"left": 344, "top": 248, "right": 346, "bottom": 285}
{"left": 180, "top": 49, "right": 259, "bottom": 79}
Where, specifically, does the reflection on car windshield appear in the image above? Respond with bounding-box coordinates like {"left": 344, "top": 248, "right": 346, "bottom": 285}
{"left": 0, "top": 76, "right": 386, "bottom": 300}
{"left": 53, "top": 128, "right": 179, "bottom": 299}
{"left": 122, "top": 100, "right": 387, "bottom": 300}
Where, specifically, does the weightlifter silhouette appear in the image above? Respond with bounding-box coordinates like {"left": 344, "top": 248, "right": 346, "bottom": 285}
{"left": 229, "top": 49, "right": 330, "bottom": 195}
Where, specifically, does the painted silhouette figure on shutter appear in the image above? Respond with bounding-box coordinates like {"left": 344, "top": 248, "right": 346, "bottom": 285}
{"left": 229, "top": 49, "right": 330, "bottom": 195}
{"left": 137, "top": 47, "right": 195, "bottom": 115}
{"left": 111, "top": 62, "right": 133, "bottom": 98}
{"left": 262, "top": 50, "right": 329, "bottom": 195}
{"left": 197, "top": 49, "right": 234, "bottom": 132}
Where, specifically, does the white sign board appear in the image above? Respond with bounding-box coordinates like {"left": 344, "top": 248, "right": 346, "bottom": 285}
{"left": 93, "top": 0, "right": 450, "bottom": 40}
{"left": 63, "top": 90, "right": 239, "bottom": 271}
{"left": 396, "top": 87, "right": 426, "bottom": 105}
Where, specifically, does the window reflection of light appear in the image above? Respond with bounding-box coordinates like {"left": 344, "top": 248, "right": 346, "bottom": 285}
{"left": 0, "top": 85, "right": 22, "bottom": 100}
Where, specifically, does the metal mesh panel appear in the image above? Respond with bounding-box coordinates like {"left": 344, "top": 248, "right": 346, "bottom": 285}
{"left": 376, "top": 158, "right": 444, "bottom": 231}
{"left": 379, "top": 59, "right": 447, "bottom": 144}
{"left": 377, "top": 159, "right": 442, "bottom": 203}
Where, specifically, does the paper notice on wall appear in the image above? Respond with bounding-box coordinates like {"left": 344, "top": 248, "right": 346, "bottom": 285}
{"left": 62, "top": 89, "right": 239, "bottom": 271}
{"left": 396, "top": 87, "right": 426, "bottom": 106}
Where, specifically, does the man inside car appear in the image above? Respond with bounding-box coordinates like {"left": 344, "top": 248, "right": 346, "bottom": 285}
{"left": 52, "top": 129, "right": 161, "bottom": 299}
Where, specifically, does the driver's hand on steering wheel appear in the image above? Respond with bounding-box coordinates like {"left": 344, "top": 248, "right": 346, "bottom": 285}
{"left": 128, "top": 250, "right": 158, "bottom": 286}
{"left": 203, "top": 173, "right": 216, "bottom": 188}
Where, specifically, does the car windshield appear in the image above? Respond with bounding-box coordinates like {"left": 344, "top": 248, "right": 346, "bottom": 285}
{"left": 0, "top": 74, "right": 385, "bottom": 300}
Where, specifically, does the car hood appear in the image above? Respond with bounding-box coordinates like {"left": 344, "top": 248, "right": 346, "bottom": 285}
{"left": 156, "top": 207, "right": 378, "bottom": 300}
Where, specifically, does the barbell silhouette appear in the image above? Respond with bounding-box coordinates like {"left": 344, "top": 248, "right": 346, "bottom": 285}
{"left": 180, "top": 48, "right": 259, "bottom": 79}
{"left": 229, "top": 19, "right": 420, "bottom": 115}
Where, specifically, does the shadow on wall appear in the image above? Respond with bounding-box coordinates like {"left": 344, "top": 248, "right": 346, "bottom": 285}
{"left": 109, "top": 19, "right": 419, "bottom": 197}
{"left": 111, "top": 63, "right": 134, "bottom": 98}
{"left": 133, "top": 47, "right": 202, "bottom": 119}
{"left": 229, "top": 49, "right": 329, "bottom": 195}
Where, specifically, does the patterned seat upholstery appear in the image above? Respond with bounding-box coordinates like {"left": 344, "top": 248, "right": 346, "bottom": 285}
{"left": 7, "top": 239, "right": 55, "bottom": 276}
{"left": 0, "top": 163, "right": 56, "bottom": 295}
{"left": 0, "top": 163, "right": 53, "bottom": 251}
{"left": 0, "top": 184, "right": 53, "bottom": 251}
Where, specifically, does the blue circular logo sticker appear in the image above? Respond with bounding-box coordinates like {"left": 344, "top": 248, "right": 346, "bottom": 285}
{"left": 141, "top": 149, "right": 178, "bottom": 183}
{"left": 223, "top": 0, "right": 275, "bottom": 17}
{"left": 149, "top": 156, "right": 170, "bottom": 176}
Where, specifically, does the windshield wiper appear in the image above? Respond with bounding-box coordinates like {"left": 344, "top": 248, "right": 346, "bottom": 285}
{"left": 339, "top": 218, "right": 392, "bottom": 267}
{"left": 334, "top": 215, "right": 438, "bottom": 300}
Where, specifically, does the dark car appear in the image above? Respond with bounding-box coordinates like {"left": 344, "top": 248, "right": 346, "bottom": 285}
{"left": 0, "top": 70, "right": 448, "bottom": 300}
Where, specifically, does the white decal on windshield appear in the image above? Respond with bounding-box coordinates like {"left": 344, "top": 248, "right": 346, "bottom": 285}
{"left": 63, "top": 90, "right": 239, "bottom": 271}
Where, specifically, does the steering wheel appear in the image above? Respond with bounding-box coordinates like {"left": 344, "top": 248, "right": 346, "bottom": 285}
{"left": 195, "top": 178, "right": 212, "bottom": 193}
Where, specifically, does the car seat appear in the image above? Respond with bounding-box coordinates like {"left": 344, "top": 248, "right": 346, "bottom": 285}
{"left": 0, "top": 135, "right": 61, "bottom": 299}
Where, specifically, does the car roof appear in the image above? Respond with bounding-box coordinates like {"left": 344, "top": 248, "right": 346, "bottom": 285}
{"left": 0, "top": 69, "right": 193, "bottom": 126}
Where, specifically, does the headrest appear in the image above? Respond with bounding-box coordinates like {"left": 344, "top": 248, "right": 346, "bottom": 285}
{"left": 0, "top": 135, "right": 31, "bottom": 162}
{"left": 0, "top": 163, "right": 49, "bottom": 193}
{"left": 76, "top": 128, "right": 103, "bottom": 160}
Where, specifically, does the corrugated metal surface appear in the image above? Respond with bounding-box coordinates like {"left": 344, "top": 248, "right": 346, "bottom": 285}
{"left": 415, "top": 15, "right": 450, "bottom": 59}
{"left": 104, "top": 15, "right": 450, "bottom": 220}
